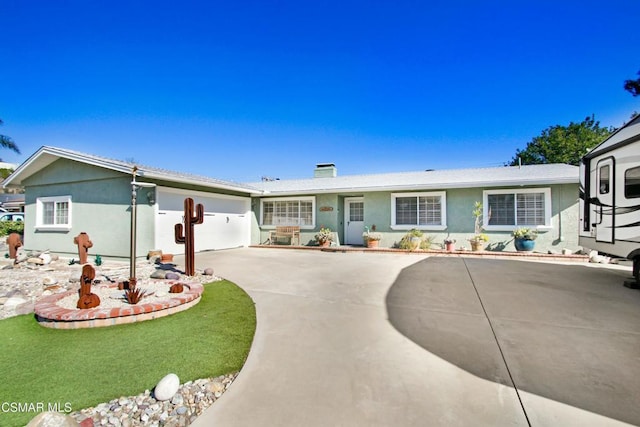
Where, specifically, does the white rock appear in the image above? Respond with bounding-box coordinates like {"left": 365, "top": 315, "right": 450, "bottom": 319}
{"left": 208, "top": 381, "right": 225, "bottom": 394}
{"left": 110, "top": 291, "right": 124, "bottom": 299}
{"left": 4, "top": 296, "right": 28, "bottom": 309}
{"left": 16, "top": 250, "right": 27, "bottom": 263}
{"left": 154, "top": 373, "right": 180, "bottom": 401}
{"left": 562, "top": 249, "right": 573, "bottom": 255}
{"left": 43, "top": 276, "right": 58, "bottom": 286}
{"left": 39, "top": 253, "right": 52, "bottom": 265}
{"left": 589, "top": 250, "right": 603, "bottom": 263}
{"left": 26, "top": 411, "right": 80, "bottom": 427}
{"left": 171, "top": 393, "right": 184, "bottom": 405}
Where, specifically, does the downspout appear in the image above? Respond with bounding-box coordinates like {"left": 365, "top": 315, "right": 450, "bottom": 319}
{"left": 558, "top": 185, "right": 563, "bottom": 242}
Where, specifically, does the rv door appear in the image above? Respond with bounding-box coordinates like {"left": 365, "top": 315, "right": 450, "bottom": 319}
{"left": 594, "top": 157, "right": 615, "bottom": 244}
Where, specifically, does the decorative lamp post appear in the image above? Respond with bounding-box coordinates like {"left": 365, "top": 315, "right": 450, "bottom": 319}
{"left": 129, "top": 166, "right": 156, "bottom": 288}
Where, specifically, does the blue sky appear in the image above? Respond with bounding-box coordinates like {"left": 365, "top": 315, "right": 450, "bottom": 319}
{"left": 1, "top": 1, "right": 639, "bottom": 183}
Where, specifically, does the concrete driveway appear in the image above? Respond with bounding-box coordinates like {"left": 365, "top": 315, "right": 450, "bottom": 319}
{"left": 189, "top": 248, "right": 640, "bottom": 426}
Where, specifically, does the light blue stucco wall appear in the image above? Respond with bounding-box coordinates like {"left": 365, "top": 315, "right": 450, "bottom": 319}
{"left": 22, "top": 158, "right": 155, "bottom": 258}
{"left": 251, "top": 184, "right": 580, "bottom": 253}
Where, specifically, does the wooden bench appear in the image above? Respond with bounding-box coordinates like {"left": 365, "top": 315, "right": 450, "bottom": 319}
{"left": 269, "top": 226, "right": 301, "bottom": 246}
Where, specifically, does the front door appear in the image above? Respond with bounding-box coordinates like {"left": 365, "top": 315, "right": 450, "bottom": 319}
{"left": 344, "top": 197, "right": 364, "bottom": 245}
{"left": 594, "top": 157, "right": 615, "bottom": 243}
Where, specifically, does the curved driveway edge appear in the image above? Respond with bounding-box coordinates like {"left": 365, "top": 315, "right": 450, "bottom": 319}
{"left": 188, "top": 248, "right": 637, "bottom": 426}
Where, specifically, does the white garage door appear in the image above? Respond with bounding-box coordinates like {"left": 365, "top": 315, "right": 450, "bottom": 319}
{"left": 155, "top": 187, "right": 251, "bottom": 254}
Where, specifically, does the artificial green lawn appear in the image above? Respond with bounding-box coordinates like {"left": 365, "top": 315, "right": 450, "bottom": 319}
{"left": 0, "top": 280, "right": 256, "bottom": 427}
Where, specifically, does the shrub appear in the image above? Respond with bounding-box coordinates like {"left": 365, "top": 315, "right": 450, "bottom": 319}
{"left": 395, "top": 229, "right": 433, "bottom": 250}
{"left": 0, "top": 220, "right": 24, "bottom": 237}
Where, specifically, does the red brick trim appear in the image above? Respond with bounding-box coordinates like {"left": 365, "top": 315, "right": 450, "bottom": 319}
{"left": 35, "top": 283, "right": 204, "bottom": 329}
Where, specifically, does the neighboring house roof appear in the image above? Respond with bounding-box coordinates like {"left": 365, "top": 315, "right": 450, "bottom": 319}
{"left": 2, "top": 146, "right": 262, "bottom": 195}
{"left": 0, "top": 194, "right": 25, "bottom": 211}
{"left": 249, "top": 164, "right": 579, "bottom": 196}
{"left": 583, "top": 114, "right": 640, "bottom": 160}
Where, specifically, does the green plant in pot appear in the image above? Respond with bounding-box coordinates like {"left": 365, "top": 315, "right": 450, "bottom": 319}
{"left": 444, "top": 236, "right": 456, "bottom": 252}
{"left": 362, "top": 225, "right": 382, "bottom": 248}
{"left": 468, "top": 201, "right": 489, "bottom": 251}
{"left": 315, "top": 226, "right": 333, "bottom": 247}
{"left": 512, "top": 227, "right": 538, "bottom": 252}
{"left": 397, "top": 228, "right": 425, "bottom": 251}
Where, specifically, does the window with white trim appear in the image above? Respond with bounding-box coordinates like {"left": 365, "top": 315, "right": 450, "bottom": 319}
{"left": 391, "top": 191, "right": 446, "bottom": 230}
{"left": 260, "top": 197, "right": 315, "bottom": 228}
{"left": 483, "top": 188, "right": 551, "bottom": 229}
{"left": 36, "top": 196, "right": 72, "bottom": 230}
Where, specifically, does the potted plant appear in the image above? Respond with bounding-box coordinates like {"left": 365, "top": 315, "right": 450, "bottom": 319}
{"left": 315, "top": 226, "right": 333, "bottom": 247}
{"left": 444, "top": 236, "right": 456, "bottom": 252}
{"left": 468, "top": 201, "right": 489, "bottom": 251}
{"left": 396, "top": 229, "right": 424, "bottom": 251}
{"left": 512, "top": 227, "right": 538, "bottom": 252}
{"left": 362, "top": 225, "right": 382, "bottom": 248}
{"left": 468, "top": 233, "right": 489, "bottom": 251}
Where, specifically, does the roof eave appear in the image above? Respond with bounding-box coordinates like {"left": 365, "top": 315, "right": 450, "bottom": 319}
{"left": 141, "top": 171, "right": 262, "bottom": 195}
{"left": 254, "top": 177, "right": 578, "bottom": 196}
{"left": 2, "top": 146, "right": 262, "bottom": 195}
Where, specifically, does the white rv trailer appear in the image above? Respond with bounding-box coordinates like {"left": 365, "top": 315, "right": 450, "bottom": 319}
{"left": 579, "top": 114, "right": 640, "bottom": 285}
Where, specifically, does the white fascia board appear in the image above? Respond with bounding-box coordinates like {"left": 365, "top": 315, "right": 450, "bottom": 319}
{"left": 3, "top": 146, "right": 262, "bottom": 195}
{"left": 2, "top": 146, "right": 53, "bottom": 187}
{"left": 254, "top": 178, "right": 578, "bottom": 196}
{"left": 3, "top": 146, "right": 131, "bottom": 187}
{"left": 143, "top": 171, "right": 262, "bottom": 195}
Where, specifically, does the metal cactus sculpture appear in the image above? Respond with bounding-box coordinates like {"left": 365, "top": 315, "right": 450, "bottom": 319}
{"left": 77, "top": 264, "right": 100, "bottom": 309}
{"left": 174, "top": 198, "right": 204, "bottom": 276}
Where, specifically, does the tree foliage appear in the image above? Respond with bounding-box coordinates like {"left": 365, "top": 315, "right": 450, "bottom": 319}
{"left": 0, "top": 119, "right": 20, "bottom": 154}
{"left": 0, "top": 220, "right": 24, "bottom": 237}
{"left": 508, "top": 116, "right": 613, "bottom": 166}
{"left": 624, "top": 70, "right": 640, "bottom": 97}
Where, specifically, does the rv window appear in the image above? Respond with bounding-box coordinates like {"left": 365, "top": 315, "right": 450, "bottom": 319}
{"left": 599, "top": 165, "right": 610, "bottom": 194}
{"left": 625, "top": 167, "right": 640, "bottom": 199}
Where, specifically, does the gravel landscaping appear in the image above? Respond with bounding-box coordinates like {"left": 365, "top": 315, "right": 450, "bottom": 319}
{"left": 0, "top": 242, "right": 243, "bottom": 427}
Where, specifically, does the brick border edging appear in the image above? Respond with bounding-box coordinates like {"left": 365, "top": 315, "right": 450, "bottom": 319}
{"left": 250, "top": 245, "right": 589, "bottom": 263}
{"left": 34, "top": 283, "right": 204, "bottom": 329}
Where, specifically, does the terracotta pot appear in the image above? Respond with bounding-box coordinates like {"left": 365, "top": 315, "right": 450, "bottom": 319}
{"left": 161, "top": 253, "right": 174, "bottom": 262}
{"left": 319, "top": 240, "right": 330, "bottom": 248}
{"left": 366, "top": 239, "right": 380, "bottom": 248}
{"left": 445, "top": 242, "right": 455, "bottom": 252}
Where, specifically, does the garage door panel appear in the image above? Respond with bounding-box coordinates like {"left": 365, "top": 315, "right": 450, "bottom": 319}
{"left": 159, "top": 191, "right": 247, "bottom": 214}
{"left": 155, "top": 189, "right": 250, "bottom": 253}
{"left": 156, "top": 211, "right": 185, "bottom": 254}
